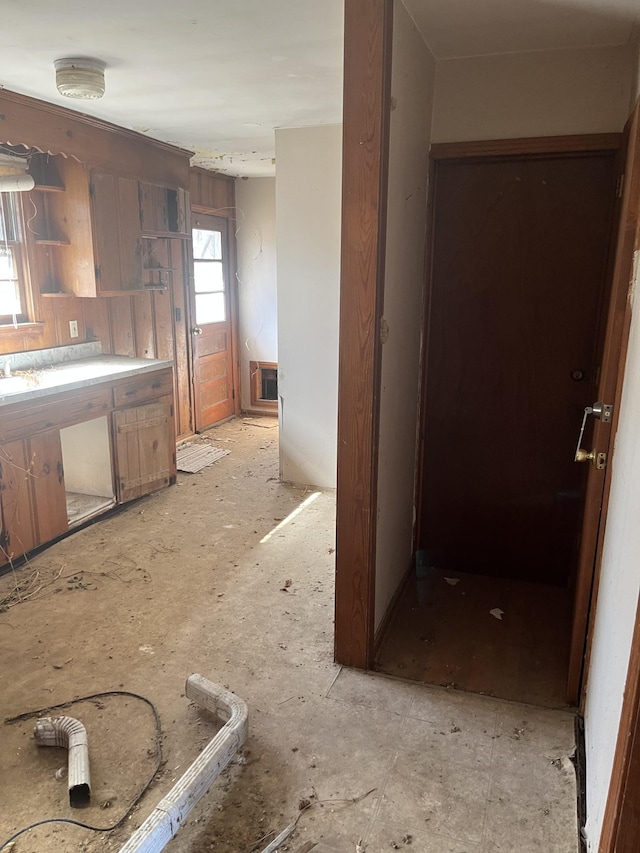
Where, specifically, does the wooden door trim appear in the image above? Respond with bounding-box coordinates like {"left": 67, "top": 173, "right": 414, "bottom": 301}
{"left": 430, "top": 134, "right": 621, "bottom": 161}
{"left": 570, "top": 104, "right": 640, "bottom": 705}
{"left": 335, "top": 0, "right": 393, "bottom": 669}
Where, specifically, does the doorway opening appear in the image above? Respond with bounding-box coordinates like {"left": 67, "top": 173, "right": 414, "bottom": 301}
{"left": 376, "top": 142, "right": 621, "bottom": 708}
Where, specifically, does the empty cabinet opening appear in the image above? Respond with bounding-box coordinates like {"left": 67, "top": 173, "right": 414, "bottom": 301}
{"left": 250, "top": 361, "right": 278, "bottom": 410}
{"left": 59, "top": 417, "right": 115, "bottom": 527}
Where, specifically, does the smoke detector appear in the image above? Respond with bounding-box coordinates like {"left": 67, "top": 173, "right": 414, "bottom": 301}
{"left": 55, "top": 58, "right": 106, "bottom": 99}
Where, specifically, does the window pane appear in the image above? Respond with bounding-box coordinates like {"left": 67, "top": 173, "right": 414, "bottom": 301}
{"left": 0, "top": 246, "right": 21, "bottom": 315}
{"left": 194, "top": 260, "right": 224, "bottom": 293}
{"left": 196, "top": 292, "right": 226, "bottom": 324}
{"left": 0, "top": 278, "right": 21, "bottom": 315}
{"left": 193, "top": 228, "right": 222, "bottom": 260}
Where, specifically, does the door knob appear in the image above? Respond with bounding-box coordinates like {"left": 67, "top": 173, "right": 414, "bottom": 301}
{"left": 192, "top": 327, "right": 203, "bottom": 336}
{"left": 574, "top": 401, "right": 612, "bottom": 469}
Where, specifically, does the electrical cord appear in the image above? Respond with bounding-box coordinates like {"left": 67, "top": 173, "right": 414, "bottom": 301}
{"left": 1, "top": 689, "right": 163, "bottom": 851}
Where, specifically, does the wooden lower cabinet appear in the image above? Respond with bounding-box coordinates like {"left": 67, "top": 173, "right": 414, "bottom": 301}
{"left": 0, "top": 368, "right": 176, "bottom": 568}
{"left": 28, "top": 431, "right": 69, "bottom": 545}
{"left": 114, "top": 399, "right": 174, "bottom": 503}
{"left": 0, "top": 439, "right": 38, "bottom": 564}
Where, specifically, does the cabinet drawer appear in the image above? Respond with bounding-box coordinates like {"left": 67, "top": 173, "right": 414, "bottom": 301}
{"left": 0, "top": 388, "right": 112, "bottom": 442}
{"left": 112, "top": 369, "right": 173, "bottom": 408}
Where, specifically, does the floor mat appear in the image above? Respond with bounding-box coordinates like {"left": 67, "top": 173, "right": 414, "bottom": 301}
{"left": 176, "top": 443, "right": 230, "bottom": 473}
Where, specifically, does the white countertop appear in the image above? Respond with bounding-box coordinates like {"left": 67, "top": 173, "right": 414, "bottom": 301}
{"left": 0, "top": 355, "right": 173, "bottom": 407}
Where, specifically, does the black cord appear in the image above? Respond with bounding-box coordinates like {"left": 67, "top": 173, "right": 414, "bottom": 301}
{"left": 1, "top": 689, "right": 163, "bottom": 850}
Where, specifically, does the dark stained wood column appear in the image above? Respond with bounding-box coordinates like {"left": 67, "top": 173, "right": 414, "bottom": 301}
{"left": 334, "top": 0, "right": 393, "bottom": 668}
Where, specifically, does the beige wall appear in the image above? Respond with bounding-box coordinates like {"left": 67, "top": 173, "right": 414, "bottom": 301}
{"left": 275, "top": 124, "right": 342, "bottom": 489}
{"left": 235, "top": 177, "right": 278, "bottom": 412}
{"left": 374, "top": 1, "right": 437, "bottom": 631}
{"left": 432, "top": 44, "right": 635, "bottom": 142}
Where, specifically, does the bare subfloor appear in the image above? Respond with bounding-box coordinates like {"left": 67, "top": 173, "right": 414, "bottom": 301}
{"left": 0, "top": 418, "right": 578, "bottom": 853}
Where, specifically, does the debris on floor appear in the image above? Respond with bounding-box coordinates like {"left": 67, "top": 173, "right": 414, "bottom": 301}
{"left": 490, "top": 607, "right": 505, "bottom": 620}
{"left": 444, "top": 577, "right": 460, "bottom": 586}
{"left": 176, "top": 443, "right": 230, "bottom": 473}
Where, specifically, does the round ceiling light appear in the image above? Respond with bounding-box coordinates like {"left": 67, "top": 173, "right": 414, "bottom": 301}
{"left": 55, "top": 58, "right": 106, "bottom": 99}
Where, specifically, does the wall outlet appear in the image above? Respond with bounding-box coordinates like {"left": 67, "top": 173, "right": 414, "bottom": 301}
{"left": 69, "top": 320, "right": 79, "bottom": 338}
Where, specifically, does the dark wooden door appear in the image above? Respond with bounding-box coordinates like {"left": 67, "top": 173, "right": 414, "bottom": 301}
{"left": 189, "top": 213, "right": 236, "bottom": 430}
{"left": 420, "top": 154, "right": 617, "bottom": 585}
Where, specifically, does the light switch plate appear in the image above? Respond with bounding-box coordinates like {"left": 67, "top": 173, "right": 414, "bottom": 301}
{"left": 69, "top": 320, "right": 79, "bottom": 338}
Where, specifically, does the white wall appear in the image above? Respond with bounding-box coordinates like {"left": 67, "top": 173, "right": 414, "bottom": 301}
{"left": 584, "top": 249, "right": 640, "bottom": 850}
{"left": 234, "top": 177, "right": 278, "bottom": 412}
{"left": 433, "top": 44, "right": 635, "bottom": 142}
{"left": 60, "top": 417, "right": 113, "bottom": 498}
{"left": 374, "top": 2, "right": 436, "bottom": 630}
{"left": 275, "top": 124, "right": 342, "bottom": 488}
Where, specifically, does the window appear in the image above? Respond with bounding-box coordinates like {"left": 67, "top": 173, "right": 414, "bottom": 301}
{"left": 0, "top": 193, "right": 28, "bottom": 324}
{"left": 192, "top": 227, "right": 226, "bottom": 324}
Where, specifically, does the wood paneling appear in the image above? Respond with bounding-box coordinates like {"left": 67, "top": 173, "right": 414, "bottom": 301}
{"left": 189, "top": 168, "right": 235, "bottom": 214}
{"left": 0, "top": 89, "right": 191, "bottom": 186}
{"left": 335, "top": 0, "right": 393, "bottom": 669}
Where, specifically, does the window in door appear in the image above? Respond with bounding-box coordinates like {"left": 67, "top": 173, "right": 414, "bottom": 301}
{"left": 192, "top": 227, "right": 226, "bottom": 324}
{"left": 0, "top": 193, "right": 28, "bottom": 324}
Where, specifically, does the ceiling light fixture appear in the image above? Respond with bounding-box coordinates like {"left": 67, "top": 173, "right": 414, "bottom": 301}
{"left": 55, "top": 57, "right": 106, "bottom": 99}
{"left": 0, "top": 152, "right": 35, "bottom": 192}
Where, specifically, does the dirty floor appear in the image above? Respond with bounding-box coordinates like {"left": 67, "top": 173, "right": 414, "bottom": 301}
{"left": 0, "top": 418, "right": 579, "bottom": 853}
{"left": 377, "top": 567, "right": 572, "bottom": 709}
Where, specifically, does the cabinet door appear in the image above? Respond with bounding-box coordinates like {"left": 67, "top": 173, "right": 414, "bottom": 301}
{"left": 114, "top": 400, "right": 175, "bottom": 503}
{"left": 139, "top": 183, "right": 189, "bottom": 237}
{"left": 0, "top": 440, "right": 37, "bottom": 565}
{"left": 91, "top": 171, "right": 143, "bottom": 293}
{"left": 28, "top": 431, "right": 69, "bottom": 544}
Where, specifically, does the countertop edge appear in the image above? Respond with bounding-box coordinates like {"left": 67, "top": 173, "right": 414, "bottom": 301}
{"left": 0, "top": 359, "right": 173, "bottom": 409}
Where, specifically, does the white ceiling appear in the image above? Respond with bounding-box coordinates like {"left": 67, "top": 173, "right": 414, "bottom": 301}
{"left": 404, "top": 0, "right": 640, "bottom": 59}
{"left": 0, "top": 0, "right": 637, "bottom": 177}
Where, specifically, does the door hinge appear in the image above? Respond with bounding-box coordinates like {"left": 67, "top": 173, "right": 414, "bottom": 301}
{"left": 0, "top": 529, "right": 9, "bottom": 551}
{"left": 617, "top": 173, "right": 625, "bottom": 198}
{"left": 95, "top": 265, "right": 101, "bottom": 280}
{"left": 232, "top": 389, "right": 235, "bottom": 400}
{"left": 89, "top": 182, "right": 95, "bottom": 198}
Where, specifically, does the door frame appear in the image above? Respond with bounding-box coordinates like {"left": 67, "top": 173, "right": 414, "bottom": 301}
{"left": 588, "top": 99, "right": 640, "bottom": 853}
{"left": 188, "top": 202, "right": 241, "bottom": 429}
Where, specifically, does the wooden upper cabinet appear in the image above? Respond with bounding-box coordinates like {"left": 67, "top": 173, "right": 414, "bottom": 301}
{"left": 139, "top": 183, "right": 189, "bottom": 237}
{"left": 90, "top": 171, "right": 144, "bottom": 294}
{"left": 27, "top": 154, "right": 188, "bottom": 298}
